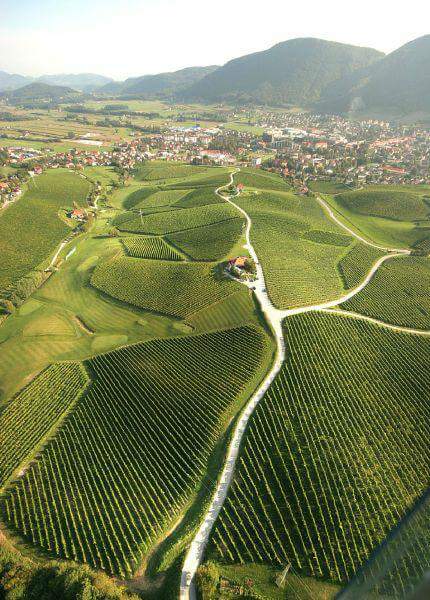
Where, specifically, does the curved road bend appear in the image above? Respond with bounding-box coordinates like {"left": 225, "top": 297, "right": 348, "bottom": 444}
{"left": 319, "top": 307, "right": 430, "bottom": 336}
{"left": 180, "top": 171, "right": 410, "bottom": 599}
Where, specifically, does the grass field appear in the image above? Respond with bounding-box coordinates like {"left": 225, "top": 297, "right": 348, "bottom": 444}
{"left": 1, "top": 326, "right": 270, "bottom": 577}
{"left": 91, "top": 256, "right": 240, "bottom": 318}
{"left": 0, "top": 169, "right": 90, "bottom": 291}
{"left": 207, "top": 311, "right": 430, "bottom": 591}
{"left": 341, "top": 256, "right": 430, "bottom": 328}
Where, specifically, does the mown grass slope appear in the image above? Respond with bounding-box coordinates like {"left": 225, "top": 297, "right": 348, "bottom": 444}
{"left": 91, "top": 256, "right": 240, "bottom": 318}
{"left": 341, "top": 256, "right": 430, "bottom": 328}
{"left": 0, "top": 170, "right": 90, "bottom": 290}
{"left": 2, "top": 327, "right": 270, "bottom": 577}
{"left": 208, "top": 312, "right": 430, "bottom": 590}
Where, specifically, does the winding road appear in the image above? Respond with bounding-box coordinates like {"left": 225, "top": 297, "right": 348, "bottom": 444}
{"left": 179, "top": 170, "right": 417, "bottom": 600}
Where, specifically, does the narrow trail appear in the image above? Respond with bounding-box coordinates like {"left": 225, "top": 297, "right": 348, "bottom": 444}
{"left": 179, "top": 171, "right": 415, "bottom": 600}
{"left": 319, "top": 307, "right": 430, "bottom": 336}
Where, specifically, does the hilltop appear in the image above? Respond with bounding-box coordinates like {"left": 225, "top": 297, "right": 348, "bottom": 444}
{"left": 100, "top": 65, "right": 219, "bottom": 97}
{"left": 1, "top": 81, "right": 79, "bottom": 100}
{"left": 183, "top": 38, "right": 383, "bottom": 106}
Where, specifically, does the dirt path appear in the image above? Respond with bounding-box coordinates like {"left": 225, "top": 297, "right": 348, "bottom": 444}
{"left": 319, "top": 307, "right": 430, "bottom": 336}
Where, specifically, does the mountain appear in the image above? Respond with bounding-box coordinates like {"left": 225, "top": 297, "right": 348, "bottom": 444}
{"left": 2, "top": 82, "right": 79, "bottom": 101}
{"left": 332, "top": 35, "right": 430, "bottom": 115}
{"left": 37, "top": 73, "right": 114, "bottom": 93}
{"left": 0, "top": 70, "right": 32, "bottom": 92}
{"left": 183, "top": 38, "right": 383, "bottom": 106}
{"left": 101, "top": 65, "right": 219, "bottom": 97}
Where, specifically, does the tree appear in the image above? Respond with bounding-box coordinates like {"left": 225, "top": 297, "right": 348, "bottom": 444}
{"left": 195, "top": 562, "right": 219, "bottom": 600}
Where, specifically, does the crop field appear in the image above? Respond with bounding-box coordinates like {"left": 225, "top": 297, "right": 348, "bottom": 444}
{"left": 117, "top": 202, "right": 238, "bottom": 235}
{"left": 121, "top": 236, "right": 183, "bottom": 260}
{"left": 232, "top": 189, "right": 356, "bottom": 308}
{"left": 1, "top": 327, "right": 269, "bottom": 577}
{"left": 167, "top": 218, "right": 244, "bottom": 260}
{"left": 0, "top": 169, "right": 90, "bottom": 291}
{"left": 0, "top": 363, "right": 89, "bottom": 489}
{"left": 207, "top": 312, "right": 430, "bottom": 589}
{"left": 341, "top": 256, "right": 430, "bottom": 328}
{"left": 91, "top": 256, "right": 240, "bottom": 318}
{"left": 134, "top": 162, "right": 212, "bottom": 181}
{"left": 234, "top": 168, "right": 291, "bottom": 191}
{"left": 309, "top": 181, "right": 351, "bottom": 194}
{"left": 167, "top": 172, "right": 230, "bottom": 189}
{"left": 336, "top": 189, "right": 430, "bottom": 221}
{"left": 187, "top": 289, "right": 259, "bottom": 332}
{"left": 323, "top": 189, "right": 430, "bottom": 249}
{"left": 338, "top": 242, "right": 386, "bottom": 288}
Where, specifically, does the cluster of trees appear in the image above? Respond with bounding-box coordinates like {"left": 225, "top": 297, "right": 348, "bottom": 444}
{"left": 0, "top": 270, "right": 49, "bottom": 313}
{"left": 0, "top": 544, "right": 139, "bottom": 600}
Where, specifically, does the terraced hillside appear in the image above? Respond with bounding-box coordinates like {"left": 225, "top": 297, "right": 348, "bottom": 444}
{"left": 0, "top": 169, "right": 90, "bottom": 291}
{"left": 207, "top": 312, "right": 430, "bottom": 590}
{"left": 121, "top": 236, "right": 183, "bottom": 260}
{"left": 1, "top": 327, "right": 271, "bottom": 577}
{"left": 341, "top": 256, "right": 430, "bottom": 329}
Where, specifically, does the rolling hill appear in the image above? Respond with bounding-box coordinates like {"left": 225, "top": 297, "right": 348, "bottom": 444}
{"left": 183, "top": 38, "right": 383, "bottom": 105}
{"left": 0, "top": 70, "right": 32, "bottom": 92}
{"left": 319, "top": 35, "right": 430, "bottom": 115}
{"left": 1, "top": 81, "right": 79, "bottom": 101}
{"left": 100, "top": 65, "right": 219, "bottom": 97}
{"left": 37, "top": 73, "right": 114, "bottom": 92}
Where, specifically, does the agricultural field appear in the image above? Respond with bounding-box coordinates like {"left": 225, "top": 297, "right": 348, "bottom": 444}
{"left": 121, "top": 236, "right": 183, "bottom": 260}
{"left": 234, "top": 167, "right": 291, "bottom": 191}
{"left": 308, "top": 181, "right": 351, "bottom": 194}
{"left": 133, "top": 161, "right": 214, "bottom": 181}
{"left": 341, "top": 256, "right": 430, "bottom": 329}
{"left": 117, "top": 202, "right": 238, "bottom": 235}
{"left": 338, "top": 242, "right": 386, "bottom": 288}
{"left": 1, "top": 326, "right": 271, "bottom": 577}
{"left": 91, "top": 256, "right": 240, "bottom": 318}
{"left": 231, "top": 188, "right": 355, "bottom": 308}
{"left": 167, "top": 217, "right": 244, "bottom": 260}
{"left": 323, "top": 187, "right": 430, "bottom": 249}
{"left": 207, "top": 311, "right": 430, "bottom": 591}
{"left": 0, "top": 169, "right": 90, "bottom": 291}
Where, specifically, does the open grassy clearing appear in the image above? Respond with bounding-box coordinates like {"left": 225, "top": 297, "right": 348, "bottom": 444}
{"left": 91, "top": 256, "right": 240, "bottom": 318}
{"left": 233, "top": 168, "right": 291, "bottom": 192}
{"left": 232, "top": 189, "right": 357, "bottom": 308}
{"left": 117, "top": 202, "right": 238, "bottom": 235}
{"left": 207, "top": 311, "right": 430, "bottom": 592}
{"left": 0, "top": 363, "right": 89, "bottom": 490}
{"left": 323, "top": 188, "right": 430, "bottom": 249}
{"left": 167, "top": 218, "right": 244, "bottom": 261}
{"left": 1, "top": 326, "right": 271, "bottom": 577}
{"left": 121, "top": 236, "right": 183, "bottom": 261}
{"left": 341, "top": 256, "right": 430, "bottom": 329}
{"left": 0, "top": 169, "right": 90, "bottom": 290}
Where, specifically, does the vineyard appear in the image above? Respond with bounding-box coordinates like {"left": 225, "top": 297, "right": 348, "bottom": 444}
{"left": 0, "top": 363, "right": 89, "bottom": 489}
{"left": 231, "top": 189, "right": 357, "bottom": 308}
{"left": 133, "top": 162, "right": 213, "bottom": 181}
{"left": 207, "top": 312, "right": 430, "bottom": 591}
{"left": 336, "top": 189, "right": 430, "bottom": 221}
{"left": 234, "top": 168, "right": 291, "bottom": 191}
{"left": 341, "top": 256, "right": 430, "bottom": 329}
{"left": 121, "top": 236, "right": 183, "bottom": 261}
{"left": 1, "top": 326, "right": 270, "bottom": 577}
{"left": 117, "top": 202, "right": 238, "bottom": 235}
{"left": 91, "top": 256, "right": 240, "bottom": 318}
{"left": 338, "top": 242, "right": 386, "bottom": 288}
{"left": 167, "top": 217, "right": 244, "bottom": 260}
{"left": 0, "top": 169, "right": 89, "bottom": 290}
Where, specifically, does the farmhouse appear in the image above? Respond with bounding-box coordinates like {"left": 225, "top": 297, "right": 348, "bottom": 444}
{"left": 69, "top": 208, "right": 86, "bottom": 221}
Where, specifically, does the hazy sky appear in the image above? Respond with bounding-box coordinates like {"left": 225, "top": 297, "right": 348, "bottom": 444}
{"left": 1, "top": 0, "right": 429, "bottom": 80}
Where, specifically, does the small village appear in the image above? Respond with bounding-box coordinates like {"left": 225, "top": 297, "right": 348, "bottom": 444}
{"left": 1, "top": 110, "right": 430, "bottom": 207}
